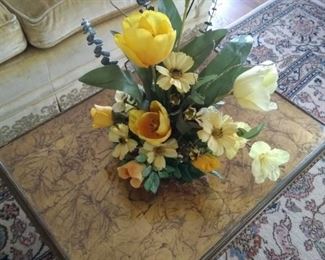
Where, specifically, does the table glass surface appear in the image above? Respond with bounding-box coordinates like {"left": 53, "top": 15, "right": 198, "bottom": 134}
{"left": 0, "top": 89, "right": 323, "bottom": 259}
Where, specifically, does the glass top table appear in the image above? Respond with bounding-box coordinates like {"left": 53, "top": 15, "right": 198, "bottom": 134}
{"left": 0, "top": 89, "right": 323, "bottom": 259}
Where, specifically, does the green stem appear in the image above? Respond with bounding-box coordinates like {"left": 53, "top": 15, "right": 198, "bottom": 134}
{"left": 176, "top": 1, "right": 191, "bottom": 50}
{"left": 151, "top": 66, "right": 157, "bottom": 86}
{"left": 143, "top": 81, "right": 152, "bottom": 102}
{"left": 109, "top": 0, "right": 127, "bottom": 16}
{"left": 152, "top": 66, "right": 168, "bottom": 106}
{"left": 150, "top": 66, "right": 159, "bottom": 101}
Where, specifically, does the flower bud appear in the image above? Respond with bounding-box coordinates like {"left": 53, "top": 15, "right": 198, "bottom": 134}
{"left": 90, "top": 105, "right": 113, "bottom": 128}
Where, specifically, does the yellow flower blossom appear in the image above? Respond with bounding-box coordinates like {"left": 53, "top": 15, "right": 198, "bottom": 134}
{"left": 227, "top": 121, "right": 251, "bottom": 158}
{"left": 249, "top": 141, "right": 290, "bottom": 183}
{"left": 90, "top": 105, "right": 113, "bottom": 128}
{"left": 192, "top": 154, "right": 221, "bottom": 174}
{"left": 128, "top": 100, "right": 171, "bottom": 145}
{"left": 114, "top": 10, "right": 176, "bottom": 68}
{"left": 108, "top": 124, "right": 137, "bottom": 160}
{"left": 142, "top": 138, "right": 178, "bottom": 170}
{"left": 197, "top": 110, "right": 239, "bottom": 159}
{"left": 156, "top": 52, "right": 198, "bottom": 93}
{"left": 233, "top": 61, "right": 278, "bottom": 111}
{"left": 117, "top": 160, "right": 145, "bottom": 188}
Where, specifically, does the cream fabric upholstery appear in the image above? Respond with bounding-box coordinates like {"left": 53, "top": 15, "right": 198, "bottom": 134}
{"left": 0, "top": 0, "right": 213, "bottom": 146}
{"left": 1, "top": 0, "right": 136, "bottom": 48}
{"left": 0, "top": 2, "right": 26, "bottom": 63}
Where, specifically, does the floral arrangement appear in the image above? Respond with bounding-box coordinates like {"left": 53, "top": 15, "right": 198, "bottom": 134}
{"left": 80, "top": 0, "right": 290, "bottom": 193}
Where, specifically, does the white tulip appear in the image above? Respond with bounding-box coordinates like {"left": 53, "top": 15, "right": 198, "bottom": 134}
{"left": 233, "top": 61, "right": 278, "bottom": 111}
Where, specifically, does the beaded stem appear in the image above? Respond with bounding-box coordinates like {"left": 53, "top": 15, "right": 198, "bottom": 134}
{"left": 81, "top": 18, "right": 118, "bottom": 66}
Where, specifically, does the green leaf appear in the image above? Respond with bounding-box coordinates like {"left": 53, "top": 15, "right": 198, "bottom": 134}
{"left": 178, "top": 163, "right": 204, "bottom": 182}
{"left": 188, "top": 90, "right": 205, "bottom": 105}
{"left": 181, "top": 168, "right": 193, "bottom": 182}
{"left": 237, "top": 128, "right": 247, "bottom": 137}
{"left": 144, "top": 172, "right": 160, "bottom": 194}
{"left": 165, "top": 159, "right": 182, "bottom": 179}
{"left": 196, "top": 35, "right": 253, "bottom": 106}
{"left": 158, "top": 0, "right": 182, "bottom": 41}
{"left": 181, "top": 29, "right": 228, "bottom": 70}
{"left": 134, "top": 66, "right": 156, "bottom": 102}
{"left": 158, "top": 171, "right": 170, "bottom": 179}
{"left": 135, "top": 66, "right": 152, "bottom": 90}
{"left": 110, "top": 30, "right": 119, "bottom": 36}
{"left": 203, "top": 65, "right": 249, "bottom": 106}
{"left": 188, "top": 74, "right": 223, "bottom": 105}
{"left": 201, "top": 35, "right": 254, "bottom": 77}
{"left": 188, "top": 164, "right": 205, "bottom": 179}
{"left": 192, "top": 75, "right": 222, "bottom": 91}
{"left": 135, "top": 154, "right": 147, "bottom": 163}
{"left": 79, "top": 64, "right": 143, "bottom": 103}
{"left": 238, "top": 123, "right": 265, "bottom": 139}
{"left": 173, "top": 167, "right": 182, "bottom": 179}
{"left": 142, "top": 166, "right": 152, "bottom": 178}
{"left": 176, "top": 113, "right": 198, "bottom": 135}
{"left": 165, "top": 165, "right": 176, "bottom": 173}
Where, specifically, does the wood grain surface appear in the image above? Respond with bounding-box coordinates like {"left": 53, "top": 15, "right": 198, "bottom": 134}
{"left": 0, "top": 89, "right": 323, "bottom": 259}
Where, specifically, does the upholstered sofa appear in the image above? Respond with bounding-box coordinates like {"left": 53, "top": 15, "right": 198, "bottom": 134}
{"left": 0, "top": 0, "right": 211, "bottom": 146}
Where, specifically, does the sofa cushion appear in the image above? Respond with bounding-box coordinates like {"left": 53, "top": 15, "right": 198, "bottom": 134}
{"left": 0, "top": 0, "right": 136, "bottom": 48}
{"left": 0, "top": 2, "right": 26, "bottom": 63}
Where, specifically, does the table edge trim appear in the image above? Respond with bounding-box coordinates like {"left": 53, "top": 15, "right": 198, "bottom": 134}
{"left": 0, "top": 162, "right": 69, "bottom": 260}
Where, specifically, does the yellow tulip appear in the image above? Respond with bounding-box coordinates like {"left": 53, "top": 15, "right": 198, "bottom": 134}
{"left": 192, "top": 154, "right": 221, "bottom": 174}
{"left": 233, "top": 61, "right": 278, "bottom": 111}
{"left": 129, "top": 100, "right": 171, "bottom": 145}
{"left": 114, "top": 10, "right": 176, "bottom": 68}
{"left": 249, "top": 141, "right": 290, "bottom": 183}
{"left": 117, "top": 160, "right": 145, "bottom": 188}
{"left": 90, "top": 105, "right": 113, "bottom": 128}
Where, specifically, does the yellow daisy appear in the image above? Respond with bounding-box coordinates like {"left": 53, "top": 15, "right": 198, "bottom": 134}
{"left": 142, "top": 138, "right": 178, "bottom": 170}
{"left": 108, "top": 124, "right": 138, "bottom": 160}
{"left": 197, "top": 110, "right": 238, "bottom": 159}
{"left": 156, "top": 52, "right": 198, "bottom": 93}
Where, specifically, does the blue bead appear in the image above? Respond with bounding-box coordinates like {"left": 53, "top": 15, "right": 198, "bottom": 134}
{"left": 101, "top": 51, "right": 110, "bottom": 57}
{"left": 93, "top": 39, "right": 103, "bottom": 45}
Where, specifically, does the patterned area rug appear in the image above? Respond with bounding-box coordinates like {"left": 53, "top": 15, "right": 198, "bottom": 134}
{"left": 0, "top": 0, "right": 323, "bottom": 259}
{"left": 217, "top": 150, "right": 325, "bottom": 260}
{"left": 227, "top": 0, "right": 325, "bottom": 124}
{"left": 0, "top": 178, "right": 54, "bottom": 260}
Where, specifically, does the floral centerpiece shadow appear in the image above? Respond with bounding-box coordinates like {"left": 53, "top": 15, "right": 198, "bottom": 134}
{"left": 80, "top": 0, "right": 290, "bottom": 194}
